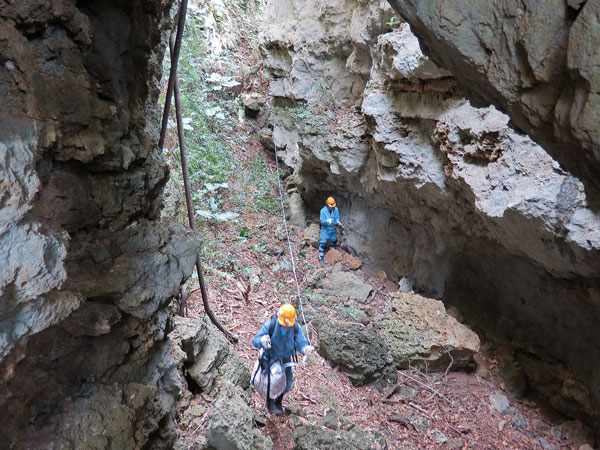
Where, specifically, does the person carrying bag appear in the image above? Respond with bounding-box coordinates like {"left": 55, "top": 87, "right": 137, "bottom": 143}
{"left": 250, "top": 303, "right": 313, "bottom": 415}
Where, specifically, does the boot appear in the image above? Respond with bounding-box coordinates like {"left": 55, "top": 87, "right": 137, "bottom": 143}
{"left": 319, "top": 255, "right": 325, "bottom": 265}
{"left": 267, "top": 397, "right": 277, "bottom": 414}
{"left": 268, "top": 396, "right": 284, "bottom": 416}
{"left": 274, "top": 393, "right": 285, "bottom": 415}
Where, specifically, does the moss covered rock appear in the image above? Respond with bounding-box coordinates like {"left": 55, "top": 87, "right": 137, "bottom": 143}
{"left": 316, "top": 310, "right": 395, "bottom": 386}
{"left": 373, "top": 293, "right": 480, "bottom": 371}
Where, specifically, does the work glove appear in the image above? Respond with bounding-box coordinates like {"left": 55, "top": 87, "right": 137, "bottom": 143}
{"left": 336, "top": 222, "right": 342, "bottom": 228}
{"left": 302, "top": 345, "right": 314, "bottom": 356}
{"left": 260, "top": 335, "right": 271, "bottom": 350}
{"left": 327, "top": 218, "right": 333, "bottom": 224}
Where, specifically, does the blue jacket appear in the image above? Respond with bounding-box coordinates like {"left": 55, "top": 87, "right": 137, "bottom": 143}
{"left": 252, "top": 318, "right": 309, "bottom": 360}
{"left": 320, "top": 206, "right": 340, "bottom": 228}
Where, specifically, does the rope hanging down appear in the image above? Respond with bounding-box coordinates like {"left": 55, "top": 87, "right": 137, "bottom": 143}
{"left": 160, "top": 0, "right": 238, "bottom": 343}
{"left": 273, "top": 145, "right": 311, "bottom": 343}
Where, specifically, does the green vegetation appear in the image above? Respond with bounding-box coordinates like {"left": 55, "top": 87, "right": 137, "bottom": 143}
{"left": 273, "top": 102, "right": 312, "bottom": 120}
{"left": 160, "top": 0, "right": 293, "bottom": 279}
{"left": 162, "top": 0, "right": 265, "bottom": 186}
{"left": 248, "top": 152, "right": 279, "bottom": 213}
{"left": 161, "top": 1, "right": 272, "bottom": 271}
{"left": 168, "top": 21, "right": 238, "bottom": 187}
{"left": 386, "top": 15, "right": 401, "bottom": 29}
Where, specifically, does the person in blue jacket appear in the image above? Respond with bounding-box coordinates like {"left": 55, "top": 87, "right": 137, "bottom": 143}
{"left": 252, "top": 303, "right": 313, "bottom": 415}
{"left": 319, "top": 196, "right": 342, "bottom": 264}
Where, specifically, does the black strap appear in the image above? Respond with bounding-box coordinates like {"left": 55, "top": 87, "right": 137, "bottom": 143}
{"left": 268, "top": 313, "right": 277, "bottom": 337}
{"left": 265, "top": 349, "right": 271, "bottom": 405}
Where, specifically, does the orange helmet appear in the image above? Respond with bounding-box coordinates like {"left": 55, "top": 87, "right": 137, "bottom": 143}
{"left": 326, "top": 197, "right": 336, "bottom": 207}
{"left": 278, "top": 303, "right": 296, "bottom": 327}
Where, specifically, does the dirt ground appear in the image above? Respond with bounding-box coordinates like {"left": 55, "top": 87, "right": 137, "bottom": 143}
{"left": 180, "top": 132, "right": 579, "bottom": 450}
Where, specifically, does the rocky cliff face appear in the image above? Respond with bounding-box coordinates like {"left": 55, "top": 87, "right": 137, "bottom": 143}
{"left": 0, "top": 1, "right": 201, "bottom": 447}
{"left": 260, "top": 0, "right": 600, "bottom": 432}
{"left": 387, "top": 0, "right": 600, "bottom": 209}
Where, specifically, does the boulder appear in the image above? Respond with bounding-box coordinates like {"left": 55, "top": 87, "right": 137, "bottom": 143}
{"left": 372, "top": 293, "right": 480, "bottom": 371}
{"left": 307, "top": 272, "right": 479, "bottom": 382}
{"left": 241, "top": 93, "right": 265, "bottom": 118}
{"left": 489, "top": 394, "right": 511, "bottom": 415}
{"left": 188, "top": 324, "right": 230, "bottom": 393}
{"left": 324, "top": 248, "right": 343, "bottom": 264}
{"left": 342, "top": 253, "right": 363, "bottom": 270}
{"left": 315, "top": 265, "right": 373, "bottom": 304}
{"left": 259, "top": 128, "right": 275, "bottom": 151}
{"left": 205, "top": 382, "right": 273, "bottom": 450}
{"left": 315, "top": 310, "right": 394, "bottom": 386}
{"left": 178, "top": 401, "right": 209, "bottom": 429}
{"left": 274, "top": 224, "right": 287, "bottom": 241}
{"left": 293, "top": 420, "right": 374, "bottom": 450}
{"left": 287, "top": 192, "right": 306, "bottom": 228}
{"left": 169, "top": 316, "right": 209, "bottom": 363}
{"left": 398, "top": 278, "right": 413, "bottom": 293}
{"left": 303, "top": 223, "right": 320, "bottom": 248}
{"left": 216, "top": 350, "right": 251, "bottom": 393}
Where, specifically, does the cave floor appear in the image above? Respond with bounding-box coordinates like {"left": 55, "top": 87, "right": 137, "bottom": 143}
{"left": 176, "top": 130, "right": 574, "bottom": 450}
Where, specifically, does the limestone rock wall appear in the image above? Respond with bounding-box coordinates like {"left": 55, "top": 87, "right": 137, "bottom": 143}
{"left": 260, "top": 0, "right": 600, "bottom": 432}
{"left": 260, "top": 0, "right": 393, "bottom": 104}
{"left": 386, "top": 0, "right": 600, "bottom": 208}
{"left": 0, "top": 0, "right": 201, "bottom": 448}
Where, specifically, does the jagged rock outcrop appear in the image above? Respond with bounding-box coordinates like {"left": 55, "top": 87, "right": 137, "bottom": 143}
{"left": 0, "top": 0, "right": 202, "bottom": 447}
{"left": 260, "top": 0, "right": 600, "bottom": 435}
{"left": 170, "top": 317, "right": 271, "bottom": 450}
{"left": 205, "top": 382, "right": 273, "bottom": 450}
{"left": 386, "top": 0, "right": 600, "bottom": 208}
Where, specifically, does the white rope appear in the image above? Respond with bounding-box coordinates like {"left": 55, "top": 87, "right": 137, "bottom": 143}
{"left": 273, "top": 145, "right": 311, "bottom": 344}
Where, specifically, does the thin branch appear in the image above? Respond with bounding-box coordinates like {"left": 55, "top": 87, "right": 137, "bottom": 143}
{"left": 399, "top": 370, "right": 453, "bottom": 405}
{"left": 299, "top": 392, "right": 320, "bottom": 405}
{"left": 387, "top": 415, "right": 415, "bottom": 430}
{"left": 443, "top": 347, "right": 454, "bottom": 379}
{"left": 408, "top": 401, "right": 432, "bottom": 419}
